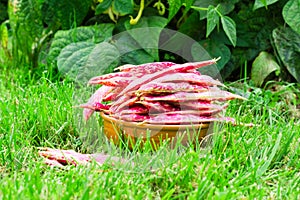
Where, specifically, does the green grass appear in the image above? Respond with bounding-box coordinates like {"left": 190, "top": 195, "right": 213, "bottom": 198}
{"left": 0, "top": 64, "right": 300, "bottom": 199}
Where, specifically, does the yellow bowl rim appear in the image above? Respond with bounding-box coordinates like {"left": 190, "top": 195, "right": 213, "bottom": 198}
{"left": 100, "top": 112, "right": 211, "bottom": 131}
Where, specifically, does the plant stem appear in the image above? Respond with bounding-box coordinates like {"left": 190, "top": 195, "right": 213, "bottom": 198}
{"left": 130, "top": 0, "right": 145, "bottom": 25}
{"left": 190, "top": 5, "right": 208, "bottom": 11}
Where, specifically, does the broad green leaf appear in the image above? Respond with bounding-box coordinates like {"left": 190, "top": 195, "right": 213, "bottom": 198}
{"left": 168, "top": 0, "right": 182, "bottom": 21}
{"left": 112, "top": 0, "right": 134, "bottom": 15}
{"left": 48, "top": 24, "right": 115, "bottom": 65}
{"left": 84, "top": 42, "right": 120, "bottom": 76}
{"left": 193, "top": 0, "right": 238, "bottom": 20}
{"left": 57, "top": 41, "right": 120, "bottom": 82}
{"left": 95, "top": 0, "right": 113, "bottom": 15}
{"left": 221, "top": 16, "right": 236, "bottom": 46}
{"left": 253, "top": 0, "right": 279, "bottom": 10}
{"left": 58, "top": 42, "right": 94, "bottom": 75}
{"left": 41, "top": 0, "right": 92, "bottom": 30}
{"left": 273, "top": 27, "right": 300, "bottom": 83}
{"left": 125, "top": 16, "right": 168, "bottom": 61}
{"left": 206, "top": 5, "right": 219, "bottom": 37}
{"left": 114, "top": 32, "right": 154, "bottom": 64}
{"left": 282, "top": 0, "right": 300, "bottom": 35}
{"left": 251, "top": 51, "right": 280, "bottom": 87}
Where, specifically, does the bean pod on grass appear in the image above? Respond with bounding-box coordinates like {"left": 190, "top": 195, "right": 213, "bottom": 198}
{"left": 81, "top": 59, "right": 246, "bottom": 125}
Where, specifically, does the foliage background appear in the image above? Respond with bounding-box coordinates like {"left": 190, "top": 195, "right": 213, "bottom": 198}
{"left": 0, "top": 0, "right": 300, "bottom": 85}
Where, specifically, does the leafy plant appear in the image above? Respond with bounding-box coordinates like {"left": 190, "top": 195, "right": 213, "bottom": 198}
{"left": 1, "top": 0, "right": 300, "bottom": 84}
{"left": 4, "top": 0, "right": 92, "bottom": 67}
{"left": 273, "top": 26, "right": 300, "bottom": 83}
{"left": 251, "top": 51, "right": 280, "bottom": 87}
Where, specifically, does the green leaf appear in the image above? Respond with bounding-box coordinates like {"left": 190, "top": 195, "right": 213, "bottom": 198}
{"left": 273, "top": 27, "right": 300, "bottom": 83}
{"left": 193, "top": 0, "right": 237, "bottom": 20}
{"left": 57, "top": 41, "right": 120, "bottom": 82}
{"left": 251, "top": 51, "right": 280, "bottom": 87}
{"left": 84, "top": 42, "right": 120, "bottom": 77}
{"left": 112, "top": 0, "right": 134, "bottom": 15}
{"left": 95, "top": 0, "right": 113, "bottom": 15}
{"left": 253, "top": 0, "right": 279, "bottom": 10}
{"left": 125, "top": 16, "right": 168, "bottom": 61}
{"left": 282, "top": 0, "right": 300, "bottom": 35}
{"left": 114, "top": 32, "right": 154, "bottom": 64}
{"left": 41, "top": 0, "right": 92, "bottom": 30}
{"left": 168, "top": 0, "right": 182, "bottom": 21}
{"left": 221, "top": 16, "right": 236, "bottom": 46}
{"left": 206, "top": 5, "right": 219, "bottom": 37}
{"left": 48, "top": 24, "right": 115, "bottom": 65}
{"left": 57, "top": 42, "right": 94, "bottom": 75}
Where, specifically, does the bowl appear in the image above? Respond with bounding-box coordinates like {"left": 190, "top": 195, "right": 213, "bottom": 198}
{"left": 100, "top": 112, "right": 211, "bottom": 149}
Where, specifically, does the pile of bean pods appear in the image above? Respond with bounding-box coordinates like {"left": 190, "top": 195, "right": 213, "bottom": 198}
{"left": 81, "top": 59, "right": 246, "bottom": 125}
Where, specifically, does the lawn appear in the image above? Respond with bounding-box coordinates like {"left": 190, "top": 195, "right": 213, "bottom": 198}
{"left": 0, "top": 64, "right": 300, "bottom": 199}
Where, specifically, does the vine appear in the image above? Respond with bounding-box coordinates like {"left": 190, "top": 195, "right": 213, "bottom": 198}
{"left": 129, "top": 0, "right": 145, "bottom": 25}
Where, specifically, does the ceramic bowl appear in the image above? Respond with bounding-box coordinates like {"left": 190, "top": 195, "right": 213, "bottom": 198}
{"left": 100, "top": 112, "right": 211, "bottom": 149}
